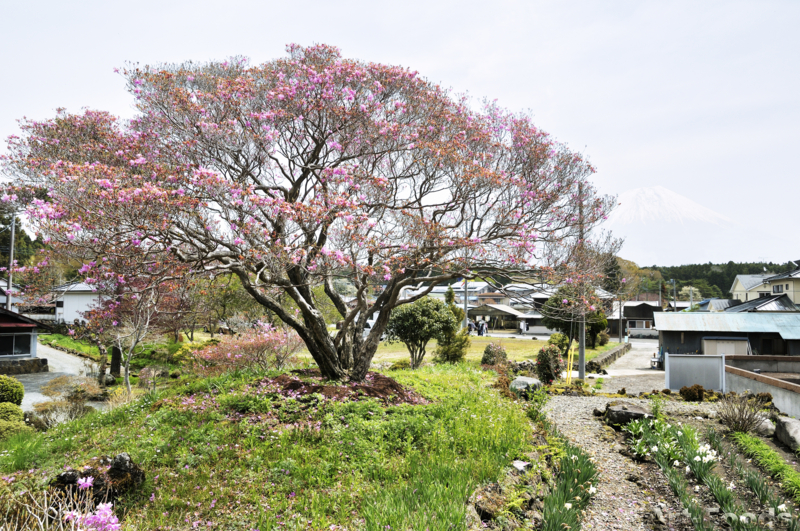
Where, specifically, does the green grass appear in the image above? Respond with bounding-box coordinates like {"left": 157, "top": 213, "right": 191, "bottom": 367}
{"left": 38, "top": 333, "right": 101, "bottom": 359}
{"left": 732, "top": 431, "right": 800, "bottom": 504}
{"left": 0, "top": 364, "right": 534, "bottom": 530}
{"left": 298, "top": 335, "right": 615, "bottom": 366}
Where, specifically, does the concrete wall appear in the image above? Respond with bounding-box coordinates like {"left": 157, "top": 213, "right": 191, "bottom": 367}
{"left": 726, "top": 366, "right": 800, "bottom": 418}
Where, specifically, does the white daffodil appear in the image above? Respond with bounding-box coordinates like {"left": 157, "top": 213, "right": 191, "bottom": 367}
{"left": 694, "top": 485, "right": 700, "bottom": 492}
{"left": 588, "top": 485, "right": 597, "bottom": 495}
{"left": 685, "top": 466, "right": 691, "bottom": 473}
{"left": 564, "top": 503, "right": 573, "bottom": 510}
{"left": 778, "top": 504, "right": 787, "bottom": 512}
{"left": 673, "top": 460, "right": 681, "bottom": 467}
{"left": 693, "top": 456, "right": 701, "bottom": 462}
{"left": 651, "top": 446, "right": 658, "bottom": 453}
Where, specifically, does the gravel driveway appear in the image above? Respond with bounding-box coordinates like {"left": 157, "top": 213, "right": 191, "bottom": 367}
{"left": 545, "top": 395, "right": 719, "bottom": 530}
{"left": 16, "top": 343, "right": 91, "bottom": 411}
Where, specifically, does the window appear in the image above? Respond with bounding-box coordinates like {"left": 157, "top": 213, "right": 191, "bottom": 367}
{"left": 0, "top": 334, "right": 32, "bottom": 356}
{"left": 681, "top": 332, "right": 684, "bottom": 344}
{"left": 773, "top": 285, "right": 784, "bottom": 294}
{"left": 759, "top": 292, "right": 770, "bottom": 298}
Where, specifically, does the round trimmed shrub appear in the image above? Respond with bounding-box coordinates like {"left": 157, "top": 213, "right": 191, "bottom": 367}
{"left": 535, "top": 344, "right": 566, "bottom": 385}
{"left": 0, "top": 402, "right": 24, "bottom": 423}
{"left": 0, "top": 419, "right": 35, "bottom": 442}
{"left": 481, "top": 343, "right": 508, "bottom": 365}
{"left": 598, "top": 331, "right": 610, "bottom": 346}
{"left": 0, "top": 375, "right": 24, "bottom": 405}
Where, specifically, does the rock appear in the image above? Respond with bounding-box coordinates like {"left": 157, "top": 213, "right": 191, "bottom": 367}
{"left": 103, "top": 374, "right": 117, "bottom": 386}
{"left": 586, "top": 360, "right": 602, "bottom": 373}
{"left": 510, "top": 376, "right": 541, "bottom": 393}
{"left": 592, "top": 408, "right": 604, "bottom": 417}
{"left": 755, "top": 417, "right": 776, "bottom": 437}
{"left": 108, "top": 452, "right": 146, "bottom": 492}
{"left": 604, "top": 401, "right": 650, "bottom": 425}
{"left": 652, "top": 506, "right": 667, "bottom": 524}
{"left": 512, "top": 460, "right": 529, "bottom": 472}
{"left": 708, "top": 506, "right": 720, "bottom": 515}
{"left": 774, "top": 416, "right": 800, "bottom": 452}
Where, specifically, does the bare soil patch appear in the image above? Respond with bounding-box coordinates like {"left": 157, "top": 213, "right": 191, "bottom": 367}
{"left": 274, "top": 369, "right": 428, "bottom": 405}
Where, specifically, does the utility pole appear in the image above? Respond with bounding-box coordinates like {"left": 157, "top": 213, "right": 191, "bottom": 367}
{"left": 578, "top": 183, "right": 586, "bottom": 380}
{"left": 690, "top": 287, "right": 693, "bottom": 310}
{"left": 6, "top": 215, "right": 15, "bottom": 311}
{"left": 463, "top": 279, "right": 468, "bottom": 330}
{"left": 658, "top": 279, "right": 662, "bottom": 308}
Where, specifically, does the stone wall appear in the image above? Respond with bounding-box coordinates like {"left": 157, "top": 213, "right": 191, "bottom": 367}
{"left": 0, "top": 357, "right": 49, "bottom": 375}
{"left": 584, "top": 342, "right": 632, "bottom": 372}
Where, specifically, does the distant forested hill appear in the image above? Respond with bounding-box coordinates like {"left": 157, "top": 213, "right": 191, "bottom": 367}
{"left": 650, "top": 261, "right": 797, "bottom": 297}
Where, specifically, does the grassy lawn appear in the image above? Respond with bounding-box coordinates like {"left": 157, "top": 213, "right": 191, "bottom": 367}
{"left": 38, "top": 333, "right": 102, "bottom": 359}
{"left": 0, "top": 365, "right": 534, "bottom": 530}
{"left": 297, "top": 334, "right": 616, "bottom": 366}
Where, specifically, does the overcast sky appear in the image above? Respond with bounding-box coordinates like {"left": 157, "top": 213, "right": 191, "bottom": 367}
{"left": 1, "top": 0, "right": 797, "bottom": 266}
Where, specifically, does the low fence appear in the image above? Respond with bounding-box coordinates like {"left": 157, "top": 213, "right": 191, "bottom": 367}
{"left": 665, "top": 354, "right": 726, "bottom": 392}
{"left": 725, "top": 366, "right": 800, "bottom": 418}
{"left": 725, "top": 355, "right": 800, "bottom": 374}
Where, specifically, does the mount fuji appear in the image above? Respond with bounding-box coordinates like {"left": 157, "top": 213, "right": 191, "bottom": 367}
{"left": 606, "top": 186, "right": 732, "bottom": 226}
{"left": 600, "top": 186, "right": 777, "bottom": 266}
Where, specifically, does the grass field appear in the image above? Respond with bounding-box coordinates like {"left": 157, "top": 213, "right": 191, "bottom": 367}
{"left": 0, "top": 365, "right": 534, "bottom": 530}
{"left": 295, "top": 333, "right": 614, "bottom": 366}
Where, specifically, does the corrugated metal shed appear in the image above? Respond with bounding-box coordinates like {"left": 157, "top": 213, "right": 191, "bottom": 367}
{"left": 654, "top": 313, "right": 800, "bottom": 340}
{"left": 725, "top": 294, "right": 800, "bottom": 313}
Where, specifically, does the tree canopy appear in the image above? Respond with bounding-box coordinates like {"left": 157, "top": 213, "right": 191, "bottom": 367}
{"left": 4, "top": 44, "right": 613, "bottom": 380}
{"left": 384, "top": 297, "right": 458, "bottom": 369}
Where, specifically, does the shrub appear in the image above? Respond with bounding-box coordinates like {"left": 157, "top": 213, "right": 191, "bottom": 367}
{"left": 389, "top": 359, "right": 411, "bottom": 371}
{"left": 433, "top": 329, "right": 470, "bottom": 364}
{"left": 41, "top": 375, "right": 103, "bottom": 403}
{"left": 661, "top": 389, "right": 671, "bottom": 395}
{"left": 193, "top": 323, "right": 303, "bottom": 376}
{"left": 547, "top": 333, "right": 569, "bottom": 353}
{"left": 33, "top": 401, "right": 95, "bottom": 429}
{"left": 717, "top": 392, "right": 770, "bottom": 433}
{"left": 0, "top": 402, "right": 23, "bottom": 423}
{"left": 0, "top": 375, "right": 24, "bottom": 405}
{"left": 755, "top": 392, "right": 773, "bottom": 404}
{"left": 598, "top": 331, "right": 610, "bottom": 346}
{"left": 535, "top": 344, "right": 565, "bottom": 385}
{"left": 679, "top": 384, "right": 705, "bottom": 402}
{"left": 0, "top": 419, "right": 35, "bottom": 441}
{"left": 481, "top": 343, "right": 507, "bottom": 365}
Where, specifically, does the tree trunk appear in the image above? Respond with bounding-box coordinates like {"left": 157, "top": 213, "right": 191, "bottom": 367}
{"left": 124, "top": 356, "right": 132, "bottom": 396}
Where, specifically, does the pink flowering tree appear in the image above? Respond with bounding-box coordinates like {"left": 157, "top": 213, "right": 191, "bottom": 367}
{"left": 192, "top": 322, "right": 303, "bottom": 376}
{"left": 4, "top": 44, "right": 614, "bottom": 381}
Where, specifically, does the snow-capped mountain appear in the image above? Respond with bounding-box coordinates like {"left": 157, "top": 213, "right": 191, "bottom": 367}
{"left": 600, "top": 186, "right": 782, "bottom": 266}
{"left": 606, "top": 186, "right": 732, "bottom": 226}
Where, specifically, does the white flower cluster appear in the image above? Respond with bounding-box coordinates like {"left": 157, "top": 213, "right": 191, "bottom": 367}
{"left": 693, "top": 443, "right": 718, "bottom": 464}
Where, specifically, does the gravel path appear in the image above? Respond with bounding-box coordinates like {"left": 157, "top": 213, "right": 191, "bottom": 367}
{"left": 545, "top": 395, "right": 719, "bottom": 530}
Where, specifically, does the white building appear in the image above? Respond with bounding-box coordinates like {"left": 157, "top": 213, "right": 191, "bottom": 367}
{"left": 50, "top": 282, "right": 100, "bottom": 324}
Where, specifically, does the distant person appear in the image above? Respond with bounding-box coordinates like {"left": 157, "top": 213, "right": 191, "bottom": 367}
{"left": 480, "top": 320, "right": 488, "bottom": 336}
